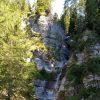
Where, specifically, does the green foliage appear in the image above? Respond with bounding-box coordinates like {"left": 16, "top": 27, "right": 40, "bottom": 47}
{"left": 66, "top": 87, "right": 100, "bottom": 100}
{"left": 67, "top": 64, "right": 86, "bottom": 85}
{"left": 63, "top": 0, "right": 100, "bottom": 99}
{"left": 69, "top": 8, "right": 77, "bottom": 35}
{"left": 67, "top": 57, "right": 100, "bottom": 85}
{"left": 86, "top": 0, "right": 97, "bottom": 29}
{"left": 35, "top": 0, "right": 51, "bottom": 15}
{"left": 78, "top": 87, "right": 100, "bottom": 99}
{"left": 60, "top": 10, "right": 70, "bottom": 32}
{"left": 0, "top": 0, "right": 37, "bottom": 99}
{"left": 86, "top": 0, "right": 100, "bottom": 34}
{"left": 0, "top": 1, "right": 50, "bottom": 98}
{"left": 62, "top": 0, "right": 86, "bottom": 34}
{"left": 66, "top": 57, "right": 100, "bottom": 99}
{"left": 66, "top": 96, "right": 78, "bottom": 100}
{"left": 86, "top": 57, "right": 100, "bottom": 75}
{"left": 32, "top": 69, "right": 56, "bottom": 81}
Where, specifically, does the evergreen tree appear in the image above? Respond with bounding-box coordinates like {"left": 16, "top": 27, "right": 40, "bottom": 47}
{"left": 62, "top": 0, "right": 86, "bottom": 34}
{"left": 69, "top": 8, "right": 77, "bottom": 35}
{"left": 85, "top": 0, "right": 100, "bottom": 35}
{"left": 35, "top": 0, "right": 51, "bottom": 15}
{"left": 0, "top": 0, "right": 39, "bottom": 99}
{"left": 86, "top": 0, "right": 97, "bottom": 30}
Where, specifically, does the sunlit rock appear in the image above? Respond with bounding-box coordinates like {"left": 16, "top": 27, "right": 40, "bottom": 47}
{"left": 76, "top": 53, "right": 84, "bottom": 64}
{"left": 34, "top": 58, "right": 55, "bottom": 72}
{"left": 59, "top": 77, "right": 66, "bottom": 91}
{"left": 82, "top": 35, "right": 88, "bottom": 41}
{"left": 83, "top": 74, "right": 100, "bottom": 88}
{"left": 90, "top": 43, "right": 100, "bottom": 57}
{"left": 26, "top": 58, "right": 31, "bottom": 62}
{"left": 21, "top": 17, "right": 29, "bottom": 31}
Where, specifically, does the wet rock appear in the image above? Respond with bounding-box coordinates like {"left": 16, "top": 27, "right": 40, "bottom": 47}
{"left": 34, "top": 80, "right": 46, "bottom": 87}
{"left": 34, "top": 58, "right": 53, "bottom": 72}
{"left": 64, "top": 35, "right": 71, "bottom": 43}
{"left": 34, "top": 58, "right": 44, "bottom": 70}
{"left": 30, "top": 14, "right": 70, "bottom": 100}
{"left": 56, "top": 61, "right": 66, "bottom": 68}
{"left": 60, "top": 45, "right": 70, "bottom": 62}
{"left": 45, "top": 81, "right": 55, "bottom": 90}
{"left": 34, "top": 80, "right": 56, "bottom": 100}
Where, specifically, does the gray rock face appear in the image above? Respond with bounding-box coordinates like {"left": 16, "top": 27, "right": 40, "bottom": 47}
{"left": 76, "top": 53, "right": 84, "bottom": 64}
{"left": 34, "top": 58, "right": 54, "bottom": 72}
{"left": 75, "top": 43, "right": 100, "bottom": 64}
{"left": 34, "top": 80, "right": 56, "bottom": 100}
{"left": 30, "top": 15, "right": 70, "bottom": 100}
{"left": 34, "top": 58, "right": 45, "bottom": 70}
{"left": 83, "top": 74, "right": 100, "bottom": 88}
{"left": 82, "top": 35, "right": 88, "bottom": 41}
{"left": 31, "top": 15, "right": 64, "bottom": 49}
{"left": 31, "top": 14, "right": 66, "bottom": 70}
{"left": 90, "top": 43, "right": 100, "bottom": 57}
{"left": 65, "top": 31, "right": 100, "bottom": 97}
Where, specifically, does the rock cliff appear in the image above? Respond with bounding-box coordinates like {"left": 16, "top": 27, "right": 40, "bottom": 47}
{"left": 28, "top": 14, "right": 70, "bottom": 100}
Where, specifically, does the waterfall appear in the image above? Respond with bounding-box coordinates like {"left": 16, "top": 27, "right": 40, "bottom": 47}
{"left": 29, "top": 13, "right": 70, "bottom": 100}
{"left": 54, "top": 71, "right": 62, "bottom": 90}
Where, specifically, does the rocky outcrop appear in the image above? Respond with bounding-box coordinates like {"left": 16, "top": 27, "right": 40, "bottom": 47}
{"left": 64, "top": 30, "right": 100, "bottom": 99}
{"left": 30, "top": 14, "right": 66, "bottom": 72}
{"left": 34, "top": 58, "right": 54, "bottom": 72}
{"left": 28, "top": 14, "right": 71, "bottom": 100}
{"left": 83, "top": 74, "right": 100, "bottom": 88}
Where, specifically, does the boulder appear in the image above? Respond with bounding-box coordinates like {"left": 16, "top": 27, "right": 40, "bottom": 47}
{"left": 34, "top": 58, "right": 55, "bottom": 72}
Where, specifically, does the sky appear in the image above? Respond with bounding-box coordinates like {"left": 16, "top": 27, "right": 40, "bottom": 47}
{"left": 28, "top": 0, "right": 65, "bottom": 18}
{"left": 51, "top": 0, "right": 65, "bottom": 18}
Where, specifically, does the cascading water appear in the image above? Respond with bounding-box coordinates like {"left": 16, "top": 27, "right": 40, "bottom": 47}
{"left": 28, "top": 13, "right": 70, "bottom": 100}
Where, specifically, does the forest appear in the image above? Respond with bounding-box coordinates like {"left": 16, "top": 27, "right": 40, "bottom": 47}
{"left": 0, "top": 0, "right": 100, "bottom": 100}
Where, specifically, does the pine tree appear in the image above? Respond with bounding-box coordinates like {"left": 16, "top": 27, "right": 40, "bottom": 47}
{"left": 35, "top": 0, "right": 51, "bottom": 15}
{"left": 85, "top": 0, "right": 97, "bottom": 30}
{"left": 69, "top": 8, "right": 77, "bottom": 35}
{"left": 63, "top": 0, "right": 86, "bottom": 34}
{"left": 0, "top": 0, "right": 37, "bottom": 99}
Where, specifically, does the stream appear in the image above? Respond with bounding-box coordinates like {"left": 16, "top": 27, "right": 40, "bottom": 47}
{"left": 33, "top": 42, "right": 70, "bottom": 100}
